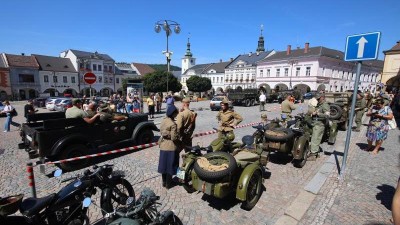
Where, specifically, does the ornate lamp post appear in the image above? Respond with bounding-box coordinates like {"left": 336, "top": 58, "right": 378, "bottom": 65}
{"left": 154, "top": 20, "right": 181, "bottom": 93}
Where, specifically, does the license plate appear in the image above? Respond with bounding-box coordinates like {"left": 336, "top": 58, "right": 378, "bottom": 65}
{"left": 176, "top": 168, "right": 185, "bottom": 180}
{"left": 26, "top": 135, "right": 32, "bottom": 142}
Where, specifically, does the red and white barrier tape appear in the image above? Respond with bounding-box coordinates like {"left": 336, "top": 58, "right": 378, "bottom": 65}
{"left": 45, "top": 142, "right": 159, "bottom": 165}
{"left": 41, "top": 121, "right": 260, "bottom": 165}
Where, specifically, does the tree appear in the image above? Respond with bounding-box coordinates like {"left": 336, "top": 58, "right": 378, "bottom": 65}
{"left": 186, "top": 76, "right": 212, "bottom": 97}
{"left": 143, "top": 71, "right": 182, "bottom": 93}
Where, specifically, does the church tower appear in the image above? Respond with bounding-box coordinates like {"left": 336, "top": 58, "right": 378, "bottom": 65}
{"left": 256, "top": 24, "right": 265, "bottom": 53}
{"left": 181, "top": 38, "right": 196, "bottom": 74}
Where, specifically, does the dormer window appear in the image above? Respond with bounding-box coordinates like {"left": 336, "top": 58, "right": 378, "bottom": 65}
{"left": 46, "top": 64, "right": 51, "bottom": 67}
{"left": 64, "top": 65, "right": 69, "bottom": 68}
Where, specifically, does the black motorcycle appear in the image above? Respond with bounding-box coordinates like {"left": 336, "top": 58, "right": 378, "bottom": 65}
{"left": 96, "top": 188, "right": 182, "bottom": 225}
{"left": 0, "top": 164, "right": 134, "bottom": 225}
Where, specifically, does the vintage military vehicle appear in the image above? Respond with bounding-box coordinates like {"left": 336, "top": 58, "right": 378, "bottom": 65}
{"left": 189, "top": 136, "right": 267, "bottom": 210}
{"left": 324, "top": 92, "right": 350, "bottom": 130}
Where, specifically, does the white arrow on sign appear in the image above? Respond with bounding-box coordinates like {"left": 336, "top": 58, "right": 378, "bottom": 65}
{"left": 356, "top": 36, "right": 368, "bottom": 58}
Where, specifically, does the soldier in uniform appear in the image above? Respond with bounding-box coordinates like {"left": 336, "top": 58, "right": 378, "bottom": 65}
{"left": 216, "top": 99, "right": 243, "bottom": 141}
{"left": 66, "top": 99, "right": 100, "bottom": 124}
{"left": 176, "top": 98, "right": 197, "bottom": 151}
{"left": 352, "top": 91, "right": 367, "bottom": 132}
{"left": 281, "top": 94, "right": 297, "bottom": 117}
{"left": 308, "top": 93, "right": 330, "bottom": 160}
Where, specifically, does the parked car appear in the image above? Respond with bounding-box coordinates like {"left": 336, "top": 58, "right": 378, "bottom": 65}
{"left": 55, "top": 99, "right": 73, "bottom": 112}
{"left": 33, "top": 98, "right": 47, "bottom": 108}
{"left": 46, "top": 98, "right": 60, "bottom": 111}
{"left": 45, "top": 97, "right": 58, "bottom": 105}
{"left": 209, "top": 96, "right": 232, "bottom": 111}
{"left": 303, "top": 91, "right": 318, "bottom": 100}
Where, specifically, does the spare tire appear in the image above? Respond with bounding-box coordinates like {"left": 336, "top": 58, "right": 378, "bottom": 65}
{"left": 264, "top": 127, "right": 294, "bottom": 142}
{"left": 329, "top": 104, "right": 343, "bottom": 120}
{"left": 193, "top": 151, "right": 237, "bottom": 183}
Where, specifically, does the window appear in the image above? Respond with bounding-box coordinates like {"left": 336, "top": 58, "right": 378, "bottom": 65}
{"left": 109, "top": 77, "right": 113, "bottom": 83}
{"left": 306, "top": 67, "right": 311, "bottom": 76}
{"left": 93, "top": 64, "right": 97, "bottom": 71}
{"left": 79, "top": 63, "right": 84, "bottom": 69}
{"left": 63, "top": 76, "right": 67, "bottom": 83}
{"left": 240, "top": 74, "right": 243, "bottom": 80}
{"left": 71, "top": 77, "right": 76, "bottom": 83}
{"left": 53, "top": 76, "right": 58, "bottom": 83}
{"left": 98, "top": 65, "right": 102, "bottom": 71}
{"left": 276, "top": 69, "right": 280, "bottom": 77}
{"left": 85, "top": 63, "right": 90, "bottom": 70}
{"left": 260, "top": 70, "right": 263, "bottom": 77}
{"left": 116, "top": 78, "right": 119, "bottom": 84}
{"left": 284, "top": 68, "right": 289, "bottom": 76}
{"left": 296, "top": 67, "right": 300, "bottom": 76}
{"left": 98, "top": 76, "right": 102, "bottom": 82}
{"left": 44, "top": 75, "right": 49, "bottom": 83}
{"left": 267, "top": 69, "right": 270, "bottom": 77}
{"left": 104, "top": 65, "right": 108, "bottom": 71}
{"left": 19, "top": 74, "right": 35, "bottom": 83}
{"left": 217, "top": 77, "right": 219, "bottom": 82}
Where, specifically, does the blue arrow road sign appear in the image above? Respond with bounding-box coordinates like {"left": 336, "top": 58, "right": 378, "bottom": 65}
{"left": 345, "top": 32, "right": 381, "bottom": 61}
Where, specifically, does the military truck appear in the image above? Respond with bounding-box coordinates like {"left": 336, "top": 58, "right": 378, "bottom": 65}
{"left": 228, "top": 88, "right": 274, "bottom": 107}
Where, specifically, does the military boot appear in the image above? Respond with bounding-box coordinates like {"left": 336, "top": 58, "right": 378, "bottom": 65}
{"left": 165, "top": 174, "right": 173, "bottom": 189}
{"left": 161, "top": 174, "right": 167, "bottom": 187}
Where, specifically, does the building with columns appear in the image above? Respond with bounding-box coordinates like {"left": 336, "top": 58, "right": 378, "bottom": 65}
{"left": 382, "top": 41, "right": 400, "bottom": 90}
{"left": 256, "top": 43, "right": 383, "bottom": 94}
{"left": 60, "top": 49, "right": 115, "bottom": 97}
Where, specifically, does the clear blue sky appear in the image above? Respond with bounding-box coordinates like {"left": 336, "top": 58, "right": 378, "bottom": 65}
{"left": 0, "top": 0, "right": 399, "bottom": 66}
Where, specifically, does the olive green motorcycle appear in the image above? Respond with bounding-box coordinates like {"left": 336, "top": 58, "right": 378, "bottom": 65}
{"left": 189, "top": 136, "right": 268, "bottom": 210}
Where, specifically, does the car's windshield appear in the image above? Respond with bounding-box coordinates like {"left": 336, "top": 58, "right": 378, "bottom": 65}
{"left": 211, "top": 97, "right": 223, "bottom": 101}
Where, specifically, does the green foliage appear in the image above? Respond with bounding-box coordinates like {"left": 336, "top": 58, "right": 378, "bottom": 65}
{"left": 143, "top": 71, "right": 182, "bottom": 92}
{"left": 186, "top": 76, "right": 212, "bottom": 93}
{"left": 148, "top": 64, "right": 181, "bottom": 72}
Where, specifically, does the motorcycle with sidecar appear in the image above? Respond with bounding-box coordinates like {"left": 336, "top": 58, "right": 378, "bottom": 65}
{"left": 188, "top": 136, "right": 268, "bottom": 210}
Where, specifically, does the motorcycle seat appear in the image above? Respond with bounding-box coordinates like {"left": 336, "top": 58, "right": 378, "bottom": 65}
{"left": 234, "top": 151, "right": 259, "bottom": 163}
{"left": 20, "top": 193, "right": 56, "bottom": 217}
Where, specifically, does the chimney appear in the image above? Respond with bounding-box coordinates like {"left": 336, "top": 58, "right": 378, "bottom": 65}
{"left": 21, "top": 53, "right": 25, "bottom": 56}
{"left": 286, "top": 45, "right": 291, "bottom": 55}
{"left": 230, "top": 58, "right": 234, "bottom": 62}
{"left": 304, "top": 42, "right": 310, "bottom": 53}
{"left": 220, "top": 59, "right": 222, "bottom": 63}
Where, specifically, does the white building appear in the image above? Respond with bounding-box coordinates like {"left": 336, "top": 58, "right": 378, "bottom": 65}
{"left": 256, "top": 43, "right": 383, "bottom": 93}
{"left": 33, "top": 54, "right": 78, "bottom": 97}
{"left": 60, "top": 49, "right": 115, "bottom": 97}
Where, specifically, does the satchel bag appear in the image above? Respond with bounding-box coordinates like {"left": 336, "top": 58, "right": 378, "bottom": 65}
{"left": 385, "top": 106, "right": 397, "bottom": 130}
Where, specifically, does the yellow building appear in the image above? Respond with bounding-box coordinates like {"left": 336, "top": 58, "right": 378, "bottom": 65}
{"left": 382, "top": 41, "right": 400, "bottom": 89}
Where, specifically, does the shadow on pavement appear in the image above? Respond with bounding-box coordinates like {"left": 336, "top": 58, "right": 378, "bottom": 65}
{"left": 376, "top": 184, "right": 395, "bottom": 211}
{"left": 333, "top": 151, "right": 344, "bottom": 174}
{"left": 268, "top": 153, "right": 292, "bottom": 165}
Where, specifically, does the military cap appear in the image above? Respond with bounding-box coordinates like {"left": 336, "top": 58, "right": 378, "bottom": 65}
{"left": 72, "top": 98, "right": 82, "bottom": 105}
{"left": 182, "top": 98, "right": 191, "bottom": 103}
{"left": 221, "top": 99, "right": 229, "bottom": 104}
{"left": 261, "top": 113, "right": 268, "bottom": 118}
{"left": 315, "top": 93, "right": 325, "bottom": 99}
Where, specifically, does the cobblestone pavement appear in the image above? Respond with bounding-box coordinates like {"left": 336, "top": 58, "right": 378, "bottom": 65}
{"left": 299, "top": 116, "right": 400, "bottom": 225}
{"left": 1, "top": 100, "right": 334, "bottom": 225}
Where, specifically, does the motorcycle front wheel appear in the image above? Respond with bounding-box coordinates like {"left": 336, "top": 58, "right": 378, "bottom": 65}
{"left": 100, "top": 178, "right": 135, "bottom": 215}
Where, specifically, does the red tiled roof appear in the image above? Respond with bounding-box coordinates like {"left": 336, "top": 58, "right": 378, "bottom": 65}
{"left": 384, "top": 41, "right": 400, "bottom": 54}
{"left": 5, "top": 54, "right": 39, "bottom": 68}
{"left": 132, "top": 63, "right": 155, "bottom": 75}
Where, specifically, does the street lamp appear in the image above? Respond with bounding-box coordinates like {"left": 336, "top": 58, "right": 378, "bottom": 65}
{"left": 154, "top": 20, "right": 181, "bottom": 93}
{"left": 288, "top": 59, "right": 298, "bottom": 90}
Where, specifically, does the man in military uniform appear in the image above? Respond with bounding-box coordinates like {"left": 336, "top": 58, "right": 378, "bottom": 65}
{"left": 281, "top": 94, "right": 297, "bottom": 118}
{"left": 352, "top": 91, "right": 367, "bottom": 132}
{"left": 216, "top": 99, "right": 243, "bottom": 141}
{"left": 66, "top": 99, "right": 100, "bottom": 124}
{"left": 176, "top": 98, "right": 197, "bottom": 151}
{"left": 308, "top": 93, "right": 330, "bottom": 160}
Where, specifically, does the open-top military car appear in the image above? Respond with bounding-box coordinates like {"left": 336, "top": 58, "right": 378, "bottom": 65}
{"left": 183, "top": 136, "right": 267, "bottom": 210}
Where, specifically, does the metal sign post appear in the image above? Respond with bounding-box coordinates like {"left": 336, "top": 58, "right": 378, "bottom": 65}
{"left": 340, "top": 31, "right": 381, "bottom": 180}
{"left": 340, "top": 62, "right": 361, "bottom": 179}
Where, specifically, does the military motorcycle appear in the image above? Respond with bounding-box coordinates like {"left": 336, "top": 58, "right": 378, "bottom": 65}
{"left": 208, "top": 128, "right": 242, "bottom": 152}
{"left": 190, "top": 135, "right": 267, "bottom": 210}
{"left": 88, "top": 188, "right": 182, "bottom": 225}
{"left": 0, "top": 164, "right": 134, "bottom": 225}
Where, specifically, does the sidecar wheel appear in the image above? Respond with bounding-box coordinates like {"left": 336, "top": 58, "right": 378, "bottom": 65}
{"left": 241, "top": 170, "right": 262, "bottom": 210}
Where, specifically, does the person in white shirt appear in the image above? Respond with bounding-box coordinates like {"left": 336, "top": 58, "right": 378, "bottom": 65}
{"left": 1, "top": 101, "right": 14, "bottom": 132}
{"left": 259, "top": 92, "right": 266, "bottom": 112}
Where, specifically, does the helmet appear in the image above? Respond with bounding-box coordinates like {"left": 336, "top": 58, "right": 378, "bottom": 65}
{"left": 226, "top": 132, "right": 235, "bottom": 142}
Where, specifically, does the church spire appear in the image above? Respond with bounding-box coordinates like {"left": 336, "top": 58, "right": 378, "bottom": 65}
{"left": 256, "top": 24, "right": 265, "bottom": 52}
{"left": 185, "top": 37, "right": 193, "bottom": 57}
